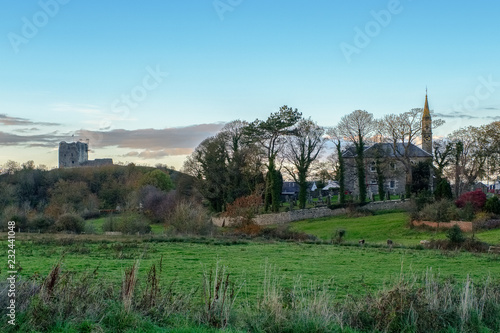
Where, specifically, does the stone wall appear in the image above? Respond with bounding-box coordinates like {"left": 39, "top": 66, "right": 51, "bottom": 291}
{"left": 411, "top": 220, "right": 473, "bottom": 232}
{"left": 212, "top": 200, "right": 410, "bottom": 227}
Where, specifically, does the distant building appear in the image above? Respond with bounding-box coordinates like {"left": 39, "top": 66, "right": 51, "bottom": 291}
{"left": 342, "top": 93, "right": 433, "bottom": 196}
{"left": 59, "top": 141, "right": 113, "bottom": 168}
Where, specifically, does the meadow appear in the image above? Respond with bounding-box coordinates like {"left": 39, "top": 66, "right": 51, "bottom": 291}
{"left": 2, "top": 211, "right": 500, "bottom": 332}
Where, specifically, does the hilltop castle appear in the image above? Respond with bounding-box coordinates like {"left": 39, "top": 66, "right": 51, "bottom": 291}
{"left": 59, "top": 141, "right": 113, "bottom": 168}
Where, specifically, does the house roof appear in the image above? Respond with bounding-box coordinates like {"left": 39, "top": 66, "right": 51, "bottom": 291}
{"left": 342, "top": 142, "right": 432, "bottom": 158}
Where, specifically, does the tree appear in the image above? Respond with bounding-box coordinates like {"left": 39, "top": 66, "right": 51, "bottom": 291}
{"left": 4, "top": 160, "right": 20, "bottom": 175}
{"left": 326, "top": 126, "right": 346, "bottom": 204}
{"left": 448, "top": 127, "right": 487, "bottom": 195}
{"left": 412, "top": 161, "right": 431, "bottom": 194}
{"left": 378, "top": 108, "right": 444, "bottom": 197}
{"left": 184, "top": 135, "right": 228, "bottom": 212}
{"left": 183, "top": 120, "right": 264, "bottom": 212}
{"left": 338, "top": 110, "right": 375, "bottom": 203}
{"left": 140, "top": 169, "right": 174, "bottom": 192}
{"left": 219, "top": 120, "right": 263, "bottom": 204}
{"left": 244, "top": 106, "right": 302, "bottom": 212}
{"left": 433, "top": 139, "right": 454, "bottom": 179}
{"left": 284, "top": 118, "right": 325, "bottom": 209}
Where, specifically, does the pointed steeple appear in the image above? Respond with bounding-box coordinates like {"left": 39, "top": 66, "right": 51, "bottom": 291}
{"left": 421, "top": 90, "right": 432, "bottom": 155}
{"left": 423, "top": 89, "right": 431, "bottom": 118}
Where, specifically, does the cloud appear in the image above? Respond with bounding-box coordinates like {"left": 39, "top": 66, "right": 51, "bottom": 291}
{"left": 0, "top": 123, "right": 224, "bottom": 156}
{"left": 0, "top": 114, "right": 60, "bottom": 126}
{"left": 434, "top": 112, "right": 500, "bottom": 120}
{"left": 77, "top": 123, "right": 225, "bottom": 150}
{"left": 124, "top": 148, "right": 194, "bottom": 159}
{"left": 15, "top": 127, "right": 40, "bottom": 133}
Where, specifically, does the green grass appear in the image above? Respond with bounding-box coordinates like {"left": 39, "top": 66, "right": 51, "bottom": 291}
{"left": 9, "top": 232, "right": 500, "bottom": 301}
{"left": 86, "top": 215, "right": 166, "bottom": 235}
{"left": 291, "top": 211, "right": 500, "bottom": 246}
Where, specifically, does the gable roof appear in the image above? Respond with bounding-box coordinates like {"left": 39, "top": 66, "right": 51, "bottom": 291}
{"left": 342, "top": 142, "right": 432, "bottom": 158}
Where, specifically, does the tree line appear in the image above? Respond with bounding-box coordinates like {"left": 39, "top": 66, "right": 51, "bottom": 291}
{"left": 183, "top": 105, "right": 500, "bottom": 212}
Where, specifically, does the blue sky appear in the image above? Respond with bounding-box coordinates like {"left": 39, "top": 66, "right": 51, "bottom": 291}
{"left": 1, "top": 0, "right": 499, "bottom": 169}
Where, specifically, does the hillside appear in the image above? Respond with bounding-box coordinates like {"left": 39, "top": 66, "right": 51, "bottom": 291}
{"left": 291, "top": 211, "right": 500, "bottom": 246}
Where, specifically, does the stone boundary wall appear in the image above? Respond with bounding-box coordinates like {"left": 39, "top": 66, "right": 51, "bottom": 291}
{"left": 212, "top": 200, "right": 411, "bottom": 227}
{"left": 412, "top": 220, "right": 473, "bottom": 232}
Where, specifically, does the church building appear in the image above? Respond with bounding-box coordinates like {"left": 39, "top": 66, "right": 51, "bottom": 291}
{"left": 342, "top": 93, "right": 433, "bottom": 197}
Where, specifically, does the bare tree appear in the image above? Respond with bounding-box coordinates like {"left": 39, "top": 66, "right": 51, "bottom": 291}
{"left": 378, "top": 108, "right": 444, "bottom": 197}
{"left": 326, "top": 126, "right": 346, "bottom": 204}
{"left": 337, "top": 110, "right": 375, "bottom": 203}
{"left": 284, "top": 118, "right": 325, "bottom": 209}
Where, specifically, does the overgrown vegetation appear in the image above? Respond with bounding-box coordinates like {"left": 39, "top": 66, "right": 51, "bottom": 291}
{"left": 2, "top": 259, "right": 500, "bottom": 333}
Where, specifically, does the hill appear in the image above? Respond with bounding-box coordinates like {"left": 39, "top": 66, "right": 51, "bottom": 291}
{"left": 291, "top": 210, "right": 500, "bottom": 246}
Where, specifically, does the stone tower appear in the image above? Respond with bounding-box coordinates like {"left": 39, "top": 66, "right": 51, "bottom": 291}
{"left": 59, "top": 141, "right": 89, "bottom": 168}
{"left": 421, "top": 92, "right": 432, "bottom": 155}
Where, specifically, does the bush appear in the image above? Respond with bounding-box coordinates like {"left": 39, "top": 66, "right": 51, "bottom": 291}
{"left": 446, "top": 224, "right": 465, "bottom": 244}
{"left": 434, "top": 178, "right": 453, "bottom": 200}
{"left": 455, "top": 190, "right": 486, "bottom": 211}
{"left": 258, "top": 225, "right": 316, "bottom": 241}
{"left": 223, "top": 194, "right": 262, "bottom": 226}
{"left": 102, "top": 213, "right": 151, "bottom": 234}
{"left": 418, "top": 200, "right": 459, "bottom": 222}
{"left": 332, "top": 229, "right": 346, "bottom": 244}
{"left": 28, "top": 215, "right": 55, "bottom": 232}
{"left": 81, "top": 208, "right": 100, "bottom": 220}
{"left": 167, "top": 201, "right": 213, "bottom": 235}
{"left": 485, "top": 195, "right": 500, "bottom": 214}
{"left": 140, "top": 186, "right": 177, "bottom": 223}
{"left": 457, "top": 202, "right": 475, "bottom": 221}
{"left": 54, "top": 213, "right": 85, "bottom": 233}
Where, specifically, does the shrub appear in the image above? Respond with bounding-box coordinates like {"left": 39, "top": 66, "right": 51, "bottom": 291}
{"left": 485, "top": 195, "right": 500, "bottom": 214}
{"left": 167, "top": 201, "right": 213, "bottom": 235}
{"left": 28, "top": 215, "right": 55, "bottom": 232}
{"left": 434, "top": 178, "right": 453, "bottom": 200}
{"left": 418, "top": 200, "right": 459, "bottom": 222}
{"left": 223, "top": 194, "right": 262, "bottom": 226}
{"left": 81, "top": 208, "right": 100, "bottom": 220}
{"left": 54, "top": 213, "right": 85, "bottom": 233}
{"left": 259, "top": 225, "right": 315, "bottom": 241}
{"left": 455, "top": 190, "right": 486, "bottom": 211}
{"left": 457, "top": 202, "right": 475, "bottom": 221}
{"left": 140, "top": 186, "right": 177, "bottom": 223}
{"left": 446, "top": 224, "right": 466, "bottom": 244}
{"left": 102, "top": 213, "right": 151, "bottom": 234}
{"left": 332, "top": 229, "right": 346, "bottom": 244}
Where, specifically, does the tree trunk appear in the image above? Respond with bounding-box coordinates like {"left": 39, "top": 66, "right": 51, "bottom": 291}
{"left": 337, "top": 143, "right": 346, "bottom": 204}
{"left": 298, "top": 171, "right": 307, "bottom": 209}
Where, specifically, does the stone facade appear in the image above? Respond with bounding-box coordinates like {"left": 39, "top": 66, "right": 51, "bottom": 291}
{"left": 59, "top": 141, "right": 113, "bottom": 168}
{"left": 343, "top": 143, "right": 432, "bottom": 197}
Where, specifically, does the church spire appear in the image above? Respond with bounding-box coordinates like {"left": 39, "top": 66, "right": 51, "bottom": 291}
{"left": 421, "top": 90, "right": 432, "bottom": 155}
{"left": 423, "top": 90, "right": 431, "bottom": 118}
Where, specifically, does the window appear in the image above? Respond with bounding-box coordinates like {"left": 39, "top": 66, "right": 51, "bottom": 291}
{"left": 390, "top": 162, "right": 396, "bottom": 170}
{"left": 370, "top": 179, "right": 377, "bottom": 185}
{"left": 370, "top": 161, "right": 376, "bottom": 172}
{"left": 389, "top": 180, "right": 395, "bottom": 189}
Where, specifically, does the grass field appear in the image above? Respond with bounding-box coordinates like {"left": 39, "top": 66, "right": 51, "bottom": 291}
{"left": 291, "top": 211, "right": 500, "bottom": 246}
{"left": 10, "top": 233, "right": 500, "bottom": 299}
{"left": 4, "top": 211, "right": 500, "bottom": 332}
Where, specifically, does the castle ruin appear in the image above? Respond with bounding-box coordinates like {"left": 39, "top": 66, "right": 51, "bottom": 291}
{"left": 59, "top": 141, "right": 113, "bottom": 168}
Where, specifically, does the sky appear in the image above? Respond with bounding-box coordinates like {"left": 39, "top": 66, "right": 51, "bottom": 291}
{"left": 1, "top": 0, "right": 499, "bottom": 170}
